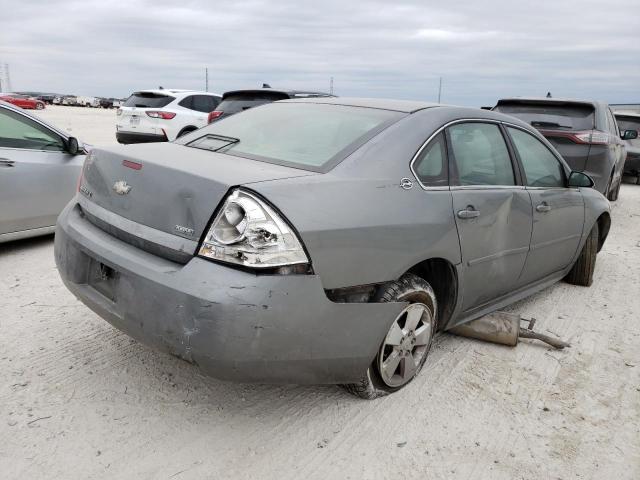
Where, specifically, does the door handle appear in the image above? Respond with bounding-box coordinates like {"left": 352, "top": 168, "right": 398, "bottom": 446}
{"left": 0, "top": 159, "right": 14, "bottom": 168}
{"left": 536, "top": 202, "right": 551, "bottom": 213}
{"left": 457, "top": 206, "right": 480, "bottom": 219}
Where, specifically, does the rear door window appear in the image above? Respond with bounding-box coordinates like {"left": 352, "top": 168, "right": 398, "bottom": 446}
{"left": 448, "top": 122, "right": 515, "bottom": 186}
{"left": 191, "top": 95, "right": 220, "bottom": 113}
{"left": 123, "top": 92, "right": 175, "bottom": 108}
{"left": 507, "top": 127, "right": 565, "bottom": 188}
{"left": 494, "top": 102, "right": 595, "bottom": 131}
{"left": 412, "top": 132, "right": 448, "bottom": 187}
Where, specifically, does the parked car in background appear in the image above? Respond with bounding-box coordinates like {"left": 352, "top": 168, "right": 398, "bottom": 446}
{"left": 116, "top": 89, "right": 222, "bottom": 144}
{"left": 0, "top": 100, "right": 86, "bottom": 243}
{"left": 615, "top": 112, "right": 640, "bottom": 182}
{"left": 56, "top": 98, "right": 609, "bottom": 399}
{"left": 37, "top": 94, "right": 57, "bottom": 105}
{"left": 493, "top": 98, "right": 636, "bottom": 200}
{"left": 62, "top": 96, "right": 77, "bottom": 106}
{"left": 77, "top": 96, "right": 100, "bottom": 107}
{"left": 208, "top": 88, "right": 334, "bottom": 123}
{"left": 0, "top": 94, "right": 46, "bottom": 110}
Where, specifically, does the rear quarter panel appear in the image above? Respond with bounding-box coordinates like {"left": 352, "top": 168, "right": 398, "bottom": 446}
{"left": 248, "top": 108, "right": 486, "bottom": 290}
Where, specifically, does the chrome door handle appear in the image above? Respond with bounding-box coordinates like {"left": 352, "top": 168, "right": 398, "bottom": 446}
{"left": 457, "top": 206, "right": 480, "bottom": 219}
{"left": 536, "top": 202, "right": 551, "bottom": 213}
{"left": 0, "top": 159, "right": 14, "bottom": 167}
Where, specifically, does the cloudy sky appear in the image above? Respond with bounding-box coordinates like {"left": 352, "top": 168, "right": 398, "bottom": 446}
{"left": 1, "top": 0, "right": 638, "bottom": 106}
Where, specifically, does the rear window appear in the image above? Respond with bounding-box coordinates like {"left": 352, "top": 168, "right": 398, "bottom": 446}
{"left": 123, "top": 92, "right": 175, "bottom": 108}
{"left": 494, "top": 102, "right": 595, "bottom": 131}
{"left": 216, "top": 92, "right": 290, "bottom": 115}
{"left": 185, "top": 103, "right": 403, "bottom": 171}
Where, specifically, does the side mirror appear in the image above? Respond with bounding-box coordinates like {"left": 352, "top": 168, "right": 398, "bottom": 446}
{"left": 66, "top": 137, "right": 80, "bottom": 155}
{"left": 568, "top": 171, "right": 595, "bottom": 188}
{"left": 622, "top": 129, "right": 639, "bottom": 141}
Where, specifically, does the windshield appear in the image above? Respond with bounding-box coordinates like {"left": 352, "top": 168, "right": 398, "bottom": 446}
{"left": 185, "top": 103, "right": 404, "bottom": 171}
{"left": 495, "top": 102, "right": 595, "bottom": 131}
{"left": 123, "top": 92, "right": 175, "bottom": 108}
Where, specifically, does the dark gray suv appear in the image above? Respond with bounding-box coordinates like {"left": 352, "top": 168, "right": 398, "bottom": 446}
{"left": 494, "top": 98, "right": 637, "bottom": 200}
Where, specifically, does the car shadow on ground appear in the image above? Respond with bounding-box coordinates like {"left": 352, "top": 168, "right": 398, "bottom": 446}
{"left": 0, "top": 233, "right": 54, "bottom": 254}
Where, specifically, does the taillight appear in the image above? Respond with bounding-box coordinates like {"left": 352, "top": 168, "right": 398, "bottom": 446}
{"left": 539, "top": 129, "right": 610, "bottom": 145}
{"left": 208, "top": 111, "right": 223, "bottom": 123}
{"left": 146, "top": 111, "right": 176, "bottom": 119}
{"left": 572, "top": 130, "right": 609, "bottom": 145}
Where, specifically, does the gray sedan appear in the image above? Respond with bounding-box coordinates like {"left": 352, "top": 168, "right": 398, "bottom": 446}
{"left": 54, "top": 98, "right": 610, "bottom": 398}
{"left": 0, "top": 101, "right": 85, "bottom": 243}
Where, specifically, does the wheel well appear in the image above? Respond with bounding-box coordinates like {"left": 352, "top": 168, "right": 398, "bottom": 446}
{"left": 178, "top": 126, "right": 197, "bottom": 137}
{"left": 408, "top": 258, "right": 457, "bottom": 331}
{"left": 596, "top": 213, "right": 611, "bottom": 252}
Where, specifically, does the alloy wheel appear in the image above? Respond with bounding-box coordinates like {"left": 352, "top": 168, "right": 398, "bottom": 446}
{"left": 377, "top": 303, "right": 433, "bottom": 388}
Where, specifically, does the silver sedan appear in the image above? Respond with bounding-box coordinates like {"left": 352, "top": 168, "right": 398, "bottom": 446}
{"left": 0, "top": 101, "right": 86, "bottom": 243}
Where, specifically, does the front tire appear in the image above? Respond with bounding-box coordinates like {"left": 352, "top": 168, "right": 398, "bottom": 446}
{"left": 565, "top": 223, "right": 599, "bottom": 286}
{"left": 35, "top": 102, "right": 45, "bottom": 110}
{"left": 342, "top": 273, "right": 437, "bottom": 399}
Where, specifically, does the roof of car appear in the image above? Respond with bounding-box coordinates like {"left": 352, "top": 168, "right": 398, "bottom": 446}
{"left": 282, "top": 96, "right": 440, "bottom": 113}
{"left": 222, "top": 88, "right": 333, "bottom": 98}
{"left": 495, "top": 97, "right": 605, "bottom": 108}
{"left": 133, "top": 89, "right": 221, "bottom": 96}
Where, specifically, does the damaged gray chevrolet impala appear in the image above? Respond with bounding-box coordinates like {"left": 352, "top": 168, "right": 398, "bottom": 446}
{"left": 54, "top": 98, "right": 611, "bottom": 398}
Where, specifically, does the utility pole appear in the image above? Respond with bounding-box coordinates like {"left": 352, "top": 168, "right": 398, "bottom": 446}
{"left": 437, "top": 77, "right": 442, "bottom": 104}
{"left": 0, "top": 64, "right": 10, "bottom": 93}
{"left": 205, "top": 68, "right": 209, "bottom": 92}
{"left": 330, "top": 76, "right": 334, "bottom": 95}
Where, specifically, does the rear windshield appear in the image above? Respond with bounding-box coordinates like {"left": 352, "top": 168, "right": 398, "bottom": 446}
{"left": 217, "top": 92, "right": 290, "bottom": 115}
{"left": 123, "top": 92, "right": 175, "bottom": 108}
{"left": 494, "top": 102, "right": 595, "bottom": 131}
{"left": 616, "top": 116, "right": 640, "bottom": 132}
{"left": 185, "top": 103, "right": 404, "bottom": 171}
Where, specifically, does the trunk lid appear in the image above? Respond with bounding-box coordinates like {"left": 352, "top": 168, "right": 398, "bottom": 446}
{"left": 80, "top": 142, "right": 316, "bottom": 258}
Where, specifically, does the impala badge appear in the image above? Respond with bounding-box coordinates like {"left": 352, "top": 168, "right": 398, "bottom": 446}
{"left": 113, "top": 180, "right": 132, "bottom": 195}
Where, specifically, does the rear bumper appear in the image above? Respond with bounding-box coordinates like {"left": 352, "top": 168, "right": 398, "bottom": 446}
{"left": 116, "top": 131, "right": 167, "bottom": 144}
{"left": 54, "top": 201, "right": 403, "bottom": 384}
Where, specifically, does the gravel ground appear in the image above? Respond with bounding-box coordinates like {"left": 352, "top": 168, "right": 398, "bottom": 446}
{"left": 1, "top": 106, "right": 639, "bottom": 479}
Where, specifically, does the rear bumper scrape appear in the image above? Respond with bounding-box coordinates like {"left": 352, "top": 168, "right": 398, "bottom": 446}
{"left": 54, "top": 201, "right": 405, "bottom": 384}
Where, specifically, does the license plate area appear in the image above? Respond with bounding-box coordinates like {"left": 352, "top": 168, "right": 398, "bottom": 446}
{"left": 88, "top": 259, "right": 119, "bottom": 302}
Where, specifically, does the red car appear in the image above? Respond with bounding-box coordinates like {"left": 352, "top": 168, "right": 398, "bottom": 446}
{"left": 0, "top": 94, "right": 45, "bottom": 110}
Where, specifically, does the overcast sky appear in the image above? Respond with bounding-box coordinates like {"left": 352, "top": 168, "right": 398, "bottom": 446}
{"left": 1, "top": 0, "right": 638, "bottom": 106}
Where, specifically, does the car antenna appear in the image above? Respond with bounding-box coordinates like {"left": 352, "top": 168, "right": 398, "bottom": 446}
{"left": 546, "top": 91, "right": 552, "bottom": 98}
{"left": 262, "top": 83, "right": 271, "bottom": 88}
{"left": 159, "top": 86, "right": 164, "bottom": 90}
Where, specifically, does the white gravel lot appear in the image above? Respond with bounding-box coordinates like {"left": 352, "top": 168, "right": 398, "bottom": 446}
{"left": 1, "top": 106, "right": 639, "bottom": 479}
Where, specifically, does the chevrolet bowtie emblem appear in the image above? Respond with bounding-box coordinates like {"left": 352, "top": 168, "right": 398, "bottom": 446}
{"left": 112, "top": 180, "right": 132, "bottom": 195}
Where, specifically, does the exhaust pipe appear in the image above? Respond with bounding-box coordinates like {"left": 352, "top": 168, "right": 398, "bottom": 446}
{"left": 449, "top": 311, "right": 570, "bottom": 349}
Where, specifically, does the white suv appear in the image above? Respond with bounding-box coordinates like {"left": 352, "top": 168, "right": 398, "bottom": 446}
{"left": 116, "top": 89, "right": 221, "bottom": 144}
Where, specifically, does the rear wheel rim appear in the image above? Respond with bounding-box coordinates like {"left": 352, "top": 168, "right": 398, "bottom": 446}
{"left": 377, "top": 303, "right": 433, "bottom": 388}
